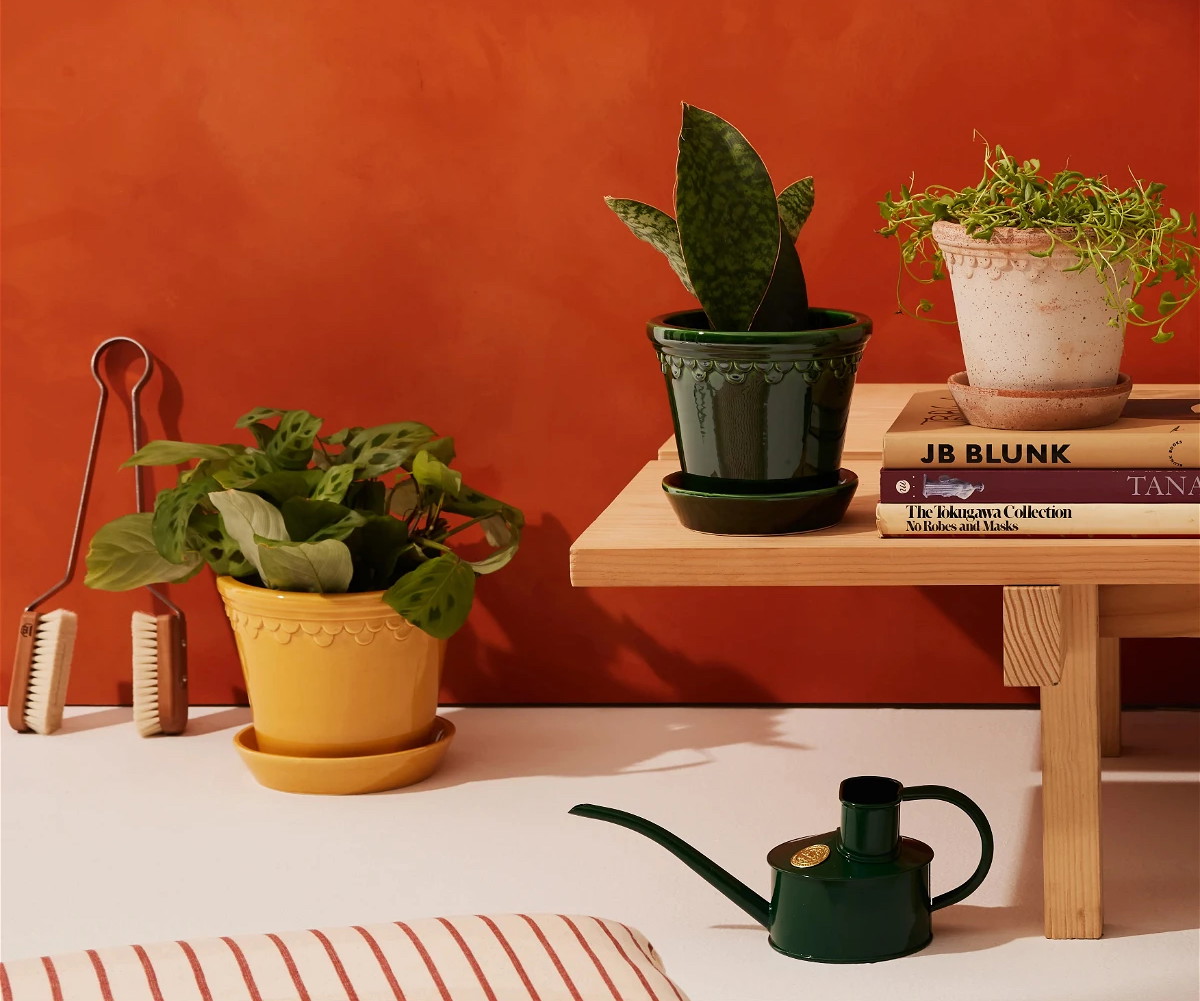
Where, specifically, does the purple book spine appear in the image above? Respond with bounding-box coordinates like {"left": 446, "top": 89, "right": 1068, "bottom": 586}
{"left": 880, "top": 469, "right": 1200, "bottom": 504}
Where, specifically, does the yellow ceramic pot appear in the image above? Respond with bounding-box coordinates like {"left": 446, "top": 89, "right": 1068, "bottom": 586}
{"left": 216, "top": 577, "right": 445, "bottom": 758}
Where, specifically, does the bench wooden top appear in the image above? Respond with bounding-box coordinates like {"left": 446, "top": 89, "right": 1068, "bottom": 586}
{"left": 573, "top": 384, "right": 1200, "bottom": 589}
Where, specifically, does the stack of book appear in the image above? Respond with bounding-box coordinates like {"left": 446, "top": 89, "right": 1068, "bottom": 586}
{"left": 876, "top": 390, "right": 1200, "bottom": 537}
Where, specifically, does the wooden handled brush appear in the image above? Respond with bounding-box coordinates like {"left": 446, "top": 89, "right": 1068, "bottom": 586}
{"left": 8, "top": 609, "right": 78, "bottom": 734}
{"left": 131, "top": 610, "right": 188, "bottom": 736}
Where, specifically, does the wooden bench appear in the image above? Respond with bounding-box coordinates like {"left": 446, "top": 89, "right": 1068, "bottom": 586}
{"left": 569, "top": 383, "right": 1200, "bottom": 939}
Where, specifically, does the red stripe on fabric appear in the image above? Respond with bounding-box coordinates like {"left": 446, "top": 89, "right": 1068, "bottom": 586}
{"left": 1, "top": 963, "right": 13, "bottom": 1001}
{"left": 309, "top": 930, "right": 360, "bottom": 1001}
{"left": 617, "top": 927, "right": 686, "bottom": 1001}
{"left": 176, "top": 941, "right": 213, "bottom": 1001}
{"left": 560, "top": 916, "right": 621, "bottom": 1001}
{"left": 220, "top": 937, "right": 262, "bottom": 1001}
{"left": 85, "top": 950, "right": 114, "bottom": 1001}
{"left": 518, "top": 915, "right": 583, "bottom": 1001}
{"left": 592, "top": 920, "right": 664, "bottom": 1001}
{"left": 40, "top": 957, "right": 63, "bottom": 1001}
{"left": 435, "top": 918, "right": 498, "bottom": 1001}
{"left": 393, "top": 922, "right": 452, "bottom": 1001}
{"left": 132, "top": 945, "right": 165, "bottom": 1001}
{"left": 351, "top": 927, "right": 407, "bottom": 1001}
{"left": 266, "top": 935, "right": 311, "bottom": 1001}
{"left": 477, "top": 916, "right": 541, "bottom": 1001}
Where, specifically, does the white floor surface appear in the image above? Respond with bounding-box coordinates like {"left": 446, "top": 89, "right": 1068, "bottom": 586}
{"left": 1, "top": 706, "right": 1197, "bottom": 1001}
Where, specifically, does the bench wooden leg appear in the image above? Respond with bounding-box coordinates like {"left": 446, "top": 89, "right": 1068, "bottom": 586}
{"left": 1040, "top": 583, "right": 1103, "bottom": 939}
{"left": 1098, "top": 638, "right": 1121, "bottom": 758}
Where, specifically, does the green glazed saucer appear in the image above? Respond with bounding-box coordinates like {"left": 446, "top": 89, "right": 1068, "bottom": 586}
{"left": 662, "top": 469, "right": 859, "bottom": 536}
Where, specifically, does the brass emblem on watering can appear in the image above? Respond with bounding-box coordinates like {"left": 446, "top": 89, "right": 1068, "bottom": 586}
{"left": 570, "top": 775, "right": 994, "bottom": 963}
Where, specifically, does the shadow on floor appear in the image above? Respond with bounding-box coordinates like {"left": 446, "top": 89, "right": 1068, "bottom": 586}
{"left": 409, "top": 706, "right": 804, "bottom": 791}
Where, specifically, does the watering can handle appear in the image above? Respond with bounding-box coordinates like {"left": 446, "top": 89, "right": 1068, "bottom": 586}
{"left": 901, "top": 785, "right": 994, "bottom": 911}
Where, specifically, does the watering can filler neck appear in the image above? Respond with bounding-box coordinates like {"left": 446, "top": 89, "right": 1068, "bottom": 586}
{"left": 569, "top": 775, "right": 994, "bottom": 964}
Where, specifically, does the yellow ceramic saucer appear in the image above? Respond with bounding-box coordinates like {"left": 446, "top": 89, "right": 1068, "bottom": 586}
{"left": 234, "top": 715, "right": 455, "bottom": 794}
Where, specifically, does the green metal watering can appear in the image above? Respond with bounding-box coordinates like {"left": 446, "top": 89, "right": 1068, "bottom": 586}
{"left": 570, "top": 775, "right": 993, "bottom": 963}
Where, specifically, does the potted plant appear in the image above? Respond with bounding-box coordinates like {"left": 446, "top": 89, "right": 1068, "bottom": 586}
{"left": 84, "top": 407, "right": 522, "bottom": 792}
{"left": 607, "top": 104, "right": 870, "bottom": 535}
{"left": 879, "top": 141, "right": 1198, "bottom": 430}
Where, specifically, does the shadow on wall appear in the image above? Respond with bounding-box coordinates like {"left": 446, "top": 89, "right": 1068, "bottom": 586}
{"left": 446, "top": 512, "right": 792, "bottom": 705}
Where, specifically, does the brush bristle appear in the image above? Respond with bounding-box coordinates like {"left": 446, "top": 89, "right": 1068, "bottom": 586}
{"left": 131, "top": 611, "right": 164, "bottom": 736}
{"left": 24, "top": 609, "right": 77, "bottom": 734}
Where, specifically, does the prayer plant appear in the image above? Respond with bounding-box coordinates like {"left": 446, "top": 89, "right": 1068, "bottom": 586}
{"left": 607, "top": 104, "right": 814, "bottom": 332}
{"left": 878, "top": 141, "right": 1199, "bottom": 343}
{"left": 84, "top": 408, "right": 522, "bottom": 640}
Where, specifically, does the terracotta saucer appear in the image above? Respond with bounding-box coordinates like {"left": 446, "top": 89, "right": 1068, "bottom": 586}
{"left": 662, "top": 470, "right": 858, "bottom": 535}
{"left": 233, "top": 715, "right": 455, "bottom": 795}
{"left": 947, "top": 371, "right": 1132, "bottom": 430}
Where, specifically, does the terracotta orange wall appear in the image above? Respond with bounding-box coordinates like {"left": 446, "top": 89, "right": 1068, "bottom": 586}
{"left": 3, "top": 0, "right": 1197, "bottom": 708}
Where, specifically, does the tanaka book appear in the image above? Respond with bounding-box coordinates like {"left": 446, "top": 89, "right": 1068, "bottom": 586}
{"left": 882, "top": 391, "right": 1199, "bottom": 469}
{"left": 880, "top": 469, "right": 1200, "bottom": 504}
{"left": 876, "top": 501, "right": 1200, "bottom": 537}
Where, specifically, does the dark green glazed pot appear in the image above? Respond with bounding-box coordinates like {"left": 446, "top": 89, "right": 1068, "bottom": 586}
{"left": 649, "top": 308, "right": 871, "bottom": 493}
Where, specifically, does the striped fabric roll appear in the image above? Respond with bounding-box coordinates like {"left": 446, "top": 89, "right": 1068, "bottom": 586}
{"left": 0, "top": 913, "right": 691, "bottom": 1001}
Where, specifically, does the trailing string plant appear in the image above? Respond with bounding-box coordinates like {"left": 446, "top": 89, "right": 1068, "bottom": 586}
{"left": 606, "top": 104, "right": 815, "bottom": 332}
{"left": 84, "top": 408, "right": 523, "bottom": 640}
{"left": 878, "top": 141, "right": 1199, "bottom": 342}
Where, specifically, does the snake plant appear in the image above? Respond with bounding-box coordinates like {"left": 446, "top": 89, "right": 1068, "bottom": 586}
{"left": 607, "top": 104, "right": 814, "bottom": 332}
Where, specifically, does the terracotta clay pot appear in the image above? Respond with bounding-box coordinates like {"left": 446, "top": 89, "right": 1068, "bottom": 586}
{"left": 932, "top": 221, "right": 1131, "bottom": 392}
{"left": 216, "top": 577, "right": 444, "bottom": 758}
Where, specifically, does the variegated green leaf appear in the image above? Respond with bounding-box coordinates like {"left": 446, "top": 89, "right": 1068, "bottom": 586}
{"left": 152, "top": 475, "right": 220, "bottom": 563}
{"left": 312, "top": 464, "right": 356, "bottom": 503}
{"left": 187, "top": 513, "right": 254, "bottom": 577}
{"left": 85, "top": 513, "right": 204, "bottom": 591}
{"left": 604, "top": 197, "right": 695, "bottom": 295}
{"left": 122, "top": 441, "right": 242, "bottom": 468}
{"left": 266, "top": 410, "right": 323, "bottom": 470}
{"left": 346, "top": 422, "right": 436, "bottom": 476}
{"left": 382, "top": 554, "right": 475, "bottom": 640}
{"left": 345, "top": 515, "right": 411, "bottom": 591}
{"left": 250, "top": 470, "right": 322, "bottom": 505}
{"left": 412, "top": 449, "right": 462, "bottom": 497}
{"left": 280, "top": 498, "right": 366, "bottom": 543}
{"left": 675, "top": 104, "right": 780, "bottom": 331}
{"left": 245, "top": 421, "right": 276, "bottom": 451}
{"left": 212, "top": 450, "right": 274, "bottom": 489}
{"left": 208, "top": 489, "right": 288, "bottom": 580}
{"left": 322, "top": 425, "right": 363, "bottom": 447}
{"left": 777, "top": 177, "right": 815, "bottom": 241}
{"left": 234, "top": 407, "right": 287, "bottom": 429}
{"left": 256, "top": 538, "right": 353, "bottom": 593}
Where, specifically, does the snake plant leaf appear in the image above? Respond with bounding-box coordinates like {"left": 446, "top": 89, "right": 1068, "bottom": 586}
{"left": 777, "top": 177, "right": 815, "bottom": 241}
{"left": 84, "top": 513, "right": 203, "bottom": 590}
{"left": 749, "top": 216, "right": 810, "bottom": 331}
{"left": 280, "top": 497, "right": 366, "bottom": 543}
{"left": 604, "top": 197, "right": 695, "bottom": 295}
{"left": 152, "top": 474, "right": 220, "bottom": 563}
{"left": 122, "top": 441, "right": 242, "bottom": 468}
{"left": 412, "top": 449, "right": 462, "bottom": 497}
{"left": 208, "top": 489, "right": 288, "bottom": 581}
{"left": 675, "top": 104, "right": 780, "bottom": 331}
{"left": 255, "top": 538, "right": 353, "bottom": 593}
{"left": 382, "top": 553, "right": 476, "bottom": 640}
{"left": 311, "top": 464, "right": 356, "bottom": 504}
{"left": 187, "top": 513, "right": 254, "bottom": 577}
{"left": 234, "top": 407, "right": 287, "bottom": 429}
{"left": 266, "top": 410, "right": 323, "bottom": 470}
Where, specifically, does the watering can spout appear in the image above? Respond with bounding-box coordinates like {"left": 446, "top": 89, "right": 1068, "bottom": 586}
{"left": 569, "top": 804, "right": 771, "bottom": 928}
